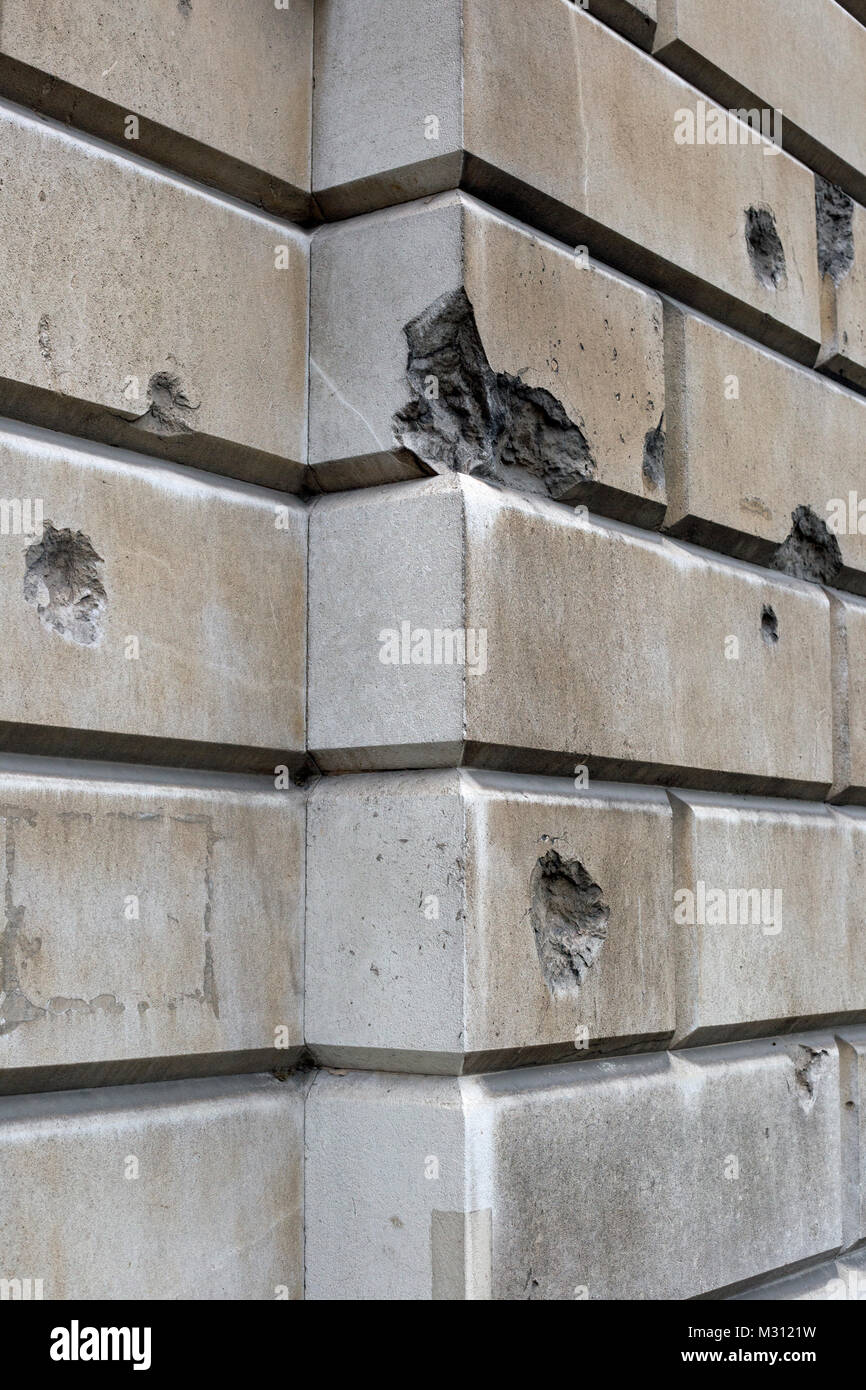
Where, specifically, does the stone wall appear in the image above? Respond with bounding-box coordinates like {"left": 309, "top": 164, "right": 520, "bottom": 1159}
{"left": 1, "top": 0, "right": 864, "bottom": 1301}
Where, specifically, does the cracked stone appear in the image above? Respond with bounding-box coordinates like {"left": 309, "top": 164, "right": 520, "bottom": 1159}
{"left": 529, "top": 848, "right": 610, "bottom": 997}
{"left": 770, "top": 504, "right": 842, "bottom": 585}
{"left": 23, "top": 521, "right": 106, "bottom": 647}
{"left": 393, "top": 288, "right": 596, "bottom": 501}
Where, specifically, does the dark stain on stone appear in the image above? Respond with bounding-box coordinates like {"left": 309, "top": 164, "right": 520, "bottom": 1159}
{"left": 815, "top": 176, "right": 854, "bottom": 285}
{"left": 393, "top": 287, "right": 596, "bottom": 501}
{"left": 529, "top": 848, "right": 609, "bottom": 997}
{"left": 770, "top": 504, "right": 842, "bottom": 585}
{"left": 642, "top": 412, "right": 665, "bottom": 490}
{"left": 744, "top": 206, "right": 787, "bottom": 290}
{"left": 23, "top": 521, "right": 106, "bottom": 646}
{"left": 132, "top": 371, "right": 199, "bottom": 437}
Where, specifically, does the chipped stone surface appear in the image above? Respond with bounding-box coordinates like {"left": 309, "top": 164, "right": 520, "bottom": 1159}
{"left": 305, "top": 771, "right": 674, "bottom": 1072}
{"left": 131, "top": 372, "right": 198, "bottom": 439}
{"left": 0, "top": 768, "right": 303, "bottom": 1086}
{"left": 0, "top": 1073, "right": 305, "bottom": 1297}
{"left": 744, "top": 207, "right": 787, "bottom": 291}
{"left": 817, "top": 179, "right": 856, "bottom": 284}
{"left": 0, "top": 420, "right": 306, "bottom": 770}
{"left": 0, "top": 0, "right": 313, "bottom": 215}
{"left": 771, "top": 506, "right": 843, "bottom": 585}
{"left": 309, "top": 193, "right": 665, "bottom": 522}
{"left": 819, "top": 196, "right": 866, "bottom": 392}
{"left": 314, "top": 0, "right": 822, "bottom": 360}
{"left": 0, "top": 102, "right": 307, "bottom": 488}
{"left": 393, "top": 288, "right": 596, "bottom": 501}
{"left": 23, "top": 523, "right": 106, "bottom": 646}
{"left": 529, "top": 849, "right": 609, "bottom": 996}
{"left": 663, "top": 304, "right": 866, "bottom": 589}
{"left": 309, "top": 474, "right": 833, "bottom": 795}
{"left": 305, "top": 1037, "right": 842, "bottom": 1299}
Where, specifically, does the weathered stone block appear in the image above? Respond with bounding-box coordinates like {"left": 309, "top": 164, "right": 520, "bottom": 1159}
{"left": 310, "top": 194, "right": 665, "bottom": 524}
{"left": 670, "top": 791, "right": 866, "bottom": 1045}
{"left": 0, "top": 103, "right": 307, "bottom": 487}
{"left": 0, "top": 766, "right": 303, "bottom": 1090}
{"left": 818, "top": 192, "right": 866, "bottom": 393}
{"left": 0, "top": 1072, "right": 304, "bottom": 1299}
{"left": 0, "top": 421, "right": 305, "bottom": 769}
{"left": 308, "top": 474, "right": 833, "bottom": 795}
{"left": 828, "top": 589, "right": 866, "bottom": 802}
{"left": 0, "top": 0, "right": 313, "bottom": 216}
{"left": 314, "top": 0, "right": 822, "bottom": 361}
{"left": 664, "top": 304, "right": 866, "bottom": 590}
{"left": 305, "top": 1037, "right": 842, "bottom": 1299}
{"left": 837, "top": 1025, "right": 866, "bottom": 1248}
{"left": 654, "top": 0, "right": 866, "bottom": 204}
{"left": 306, "top": 770, "right": 674, "bottom": 1072}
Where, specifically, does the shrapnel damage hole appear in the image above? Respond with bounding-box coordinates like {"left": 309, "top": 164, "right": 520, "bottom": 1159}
{"left": 761, "top": 605, "right": 779, "bottom": 645}
{"left": 23, "top": 522, "right": 106, "bottom": 647}
{"left": 745, "top": 206, "right": 787, "bottom": 290}
{"left": 393, "top": 287, "right": 596, "bottom": 502}
{"left": 529, "top": 848, "right": 609, "bottom": 997}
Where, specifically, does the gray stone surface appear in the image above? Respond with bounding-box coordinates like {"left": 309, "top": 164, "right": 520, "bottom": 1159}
{"left": 670, "top": 792, "right": 866, "bottom": 1045}
{"left": 818, "top": 195, "right": 866, "bottom": 394}
{"left": 0, "top": 421, "right": 305, "bottom": 770}
{"left": 314, "top": 0, "right": 822, "bottom": 362}
{"left": 0, "top": 101, "right": 307, "bottom": 487}
{"left": 664, "top": 303, "right": 866, "bottom": 590}
{"left": 0, "top": 1072, "right": 305, "bottom": 1299}
{"left": 310, "top": 194, "right": 665, "bottom": 524}
{"left": 305, "top": 1036, "right": 843, "bottom": 1299}
{"left": 306, "top": 770, "right": 674, "bottom": 1071}
{"left": 308, "top": 474, "right": 833, "bottom": 795}
{"left": 837, "top": 1025, "right": 866, "bottom": 1249}
{"left": 653, "top": 0, "right": 866, "bottom": 204}
{"left": 828, "top": 589, "right": 866, "bottom": 802}
{"left": 0, "top": 0, "right": 313, "bottom": 216}
{"left": 0, "top": 766, "right": 303, "bottom": 1090}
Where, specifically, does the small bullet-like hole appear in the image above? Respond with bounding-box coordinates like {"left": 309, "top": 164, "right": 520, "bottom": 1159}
{"left": 761, "top": 605, "right": 779, "bottom": 644}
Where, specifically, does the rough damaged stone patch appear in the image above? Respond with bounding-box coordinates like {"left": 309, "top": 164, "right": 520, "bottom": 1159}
{"left": 393, "top": 288, "right": 596, "bottom": 501}
{"left": 132, "top": 372, "right": 199, "bottom": 438}
{"left": 761, "top": 605, "right": 779, "bottom": 645}
{"left": 788, "top": 1043, "right": 831, "bottom": 1114}
{"left": 529, "top": 848, "right": 609, "bottom": 996}
{"left": 770, "top": 504, "right": 842, "bottom": 585}
{"left": 745, "top": 206, "right": 787, "bottom": 291}
{"left": 23, "top": 522, "right": 106, "bottom": 647}
{"left": 642, "top": 413, "right": 665, "bottom": 489}
{"left": 816, "top": 176, "right": 855, "bottom": 285}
